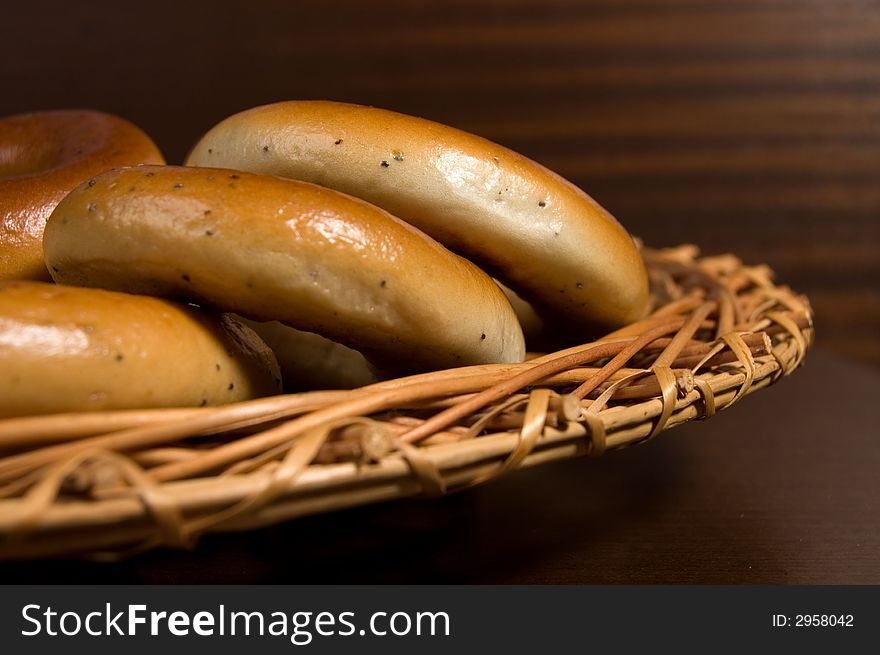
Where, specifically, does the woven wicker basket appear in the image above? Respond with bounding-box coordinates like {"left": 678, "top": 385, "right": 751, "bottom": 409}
{"left": 0, "top": 244, "right": 813, "bottom": 560}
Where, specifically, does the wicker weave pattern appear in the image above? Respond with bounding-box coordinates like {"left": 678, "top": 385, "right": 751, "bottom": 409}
{"left": 0, "top": 245, "right": 813, "bottom": 559}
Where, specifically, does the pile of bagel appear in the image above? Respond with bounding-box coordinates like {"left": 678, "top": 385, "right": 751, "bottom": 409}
{"left": 0, "top": 102, "right": 649, "bottom": 419}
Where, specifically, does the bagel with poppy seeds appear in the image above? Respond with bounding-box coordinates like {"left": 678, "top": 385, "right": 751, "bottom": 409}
{"left": 0, "top": 281, "right": 281, "bottom": 418}
{"left": 0, "top": 110, "right": 164, "bottom": 281}
{"left": 43, "top": 165, "right": 526, "bottom": 373}
{"left": 186, "top": 100, "right": 649, "bottom": 332}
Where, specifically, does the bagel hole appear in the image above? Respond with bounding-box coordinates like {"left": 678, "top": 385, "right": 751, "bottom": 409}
{"left": 0, "top": 141, "right": 63, "bottom": 177}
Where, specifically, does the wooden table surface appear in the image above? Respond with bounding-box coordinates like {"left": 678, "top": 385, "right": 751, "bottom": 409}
{"left": 1, "top": 1, "right": 878, "bottom": 582}
{"left": 2, "top": 348, "right": 877, "bottom": 584}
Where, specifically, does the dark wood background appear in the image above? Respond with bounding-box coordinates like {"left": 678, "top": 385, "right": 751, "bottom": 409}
{"left": 2, "top": 0, "right": 877, "bottom": 366}
{"left": 1, "top": 1, "right": 878, "bottom": 583}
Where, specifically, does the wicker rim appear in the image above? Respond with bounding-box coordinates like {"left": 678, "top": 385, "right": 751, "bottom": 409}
{"left": 0, "top": 245, "right": 814, "bottom": 560}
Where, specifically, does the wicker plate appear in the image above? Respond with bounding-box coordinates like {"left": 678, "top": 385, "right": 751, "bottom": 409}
{"left": 0, "top": 245, "right": 813, "bottom": 560}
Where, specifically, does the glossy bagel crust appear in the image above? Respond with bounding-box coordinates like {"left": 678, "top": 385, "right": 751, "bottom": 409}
{"left": 43, "top": 165, "right": 526, "bottom": 372}
{"left": 0, "top": 109, "right": 165, "bottom": 281}
{"left": 0, "top": 281, "right": 281, "bottom": 418}
{"left": 186, "top": 100, "right": 649, "bottom": 330}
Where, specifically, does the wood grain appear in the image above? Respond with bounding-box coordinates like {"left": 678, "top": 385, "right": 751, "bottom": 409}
{"left": 2, "top": 0, "right": 876, "bottom": 366}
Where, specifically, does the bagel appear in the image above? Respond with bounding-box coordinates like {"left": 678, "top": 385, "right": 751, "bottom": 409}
{"left": 242, "top": 287, "right": 533, "bottom": 391}
{"left": 43, "top": 165, "right": 526, "bottom": 373}
{"left": 0, "top": 109, "right": 164, "bottom": 281}
{"left": 186, "top": 100, "right": 649, "bottom": 331}
{"left": 237, "top": 318, "right": 378, "bottom": 391}
{"left": 497, "top": 281, "right": 544, "bottom": 346}
{"left": 0, "top": 281, "right": 281, "bottom": 418}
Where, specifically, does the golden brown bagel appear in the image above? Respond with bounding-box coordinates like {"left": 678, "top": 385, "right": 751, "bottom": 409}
{"left": 497, "top": 281, "right": 544, "bottom": 345}
{"left": 186, "top": 100, "right": 649, "bottom": 331}
{"left": 241, "top": 289, "right": 530, "bottom": 391}
{"left": 0, "top": 110, "right": 164, "bottom": 281}
{"left": 43, "top": 165, "right": 526, "bottom": 372}
{"left": 0, "top": 281, "right": 281, "bottom": 418}
{"left": 237, "top": 318, "right": 378, "bottom": 391}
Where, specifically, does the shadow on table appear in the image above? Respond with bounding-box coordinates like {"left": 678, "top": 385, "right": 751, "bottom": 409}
{"left": 0, "top": 436, "right": 690, "bottom": 584}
